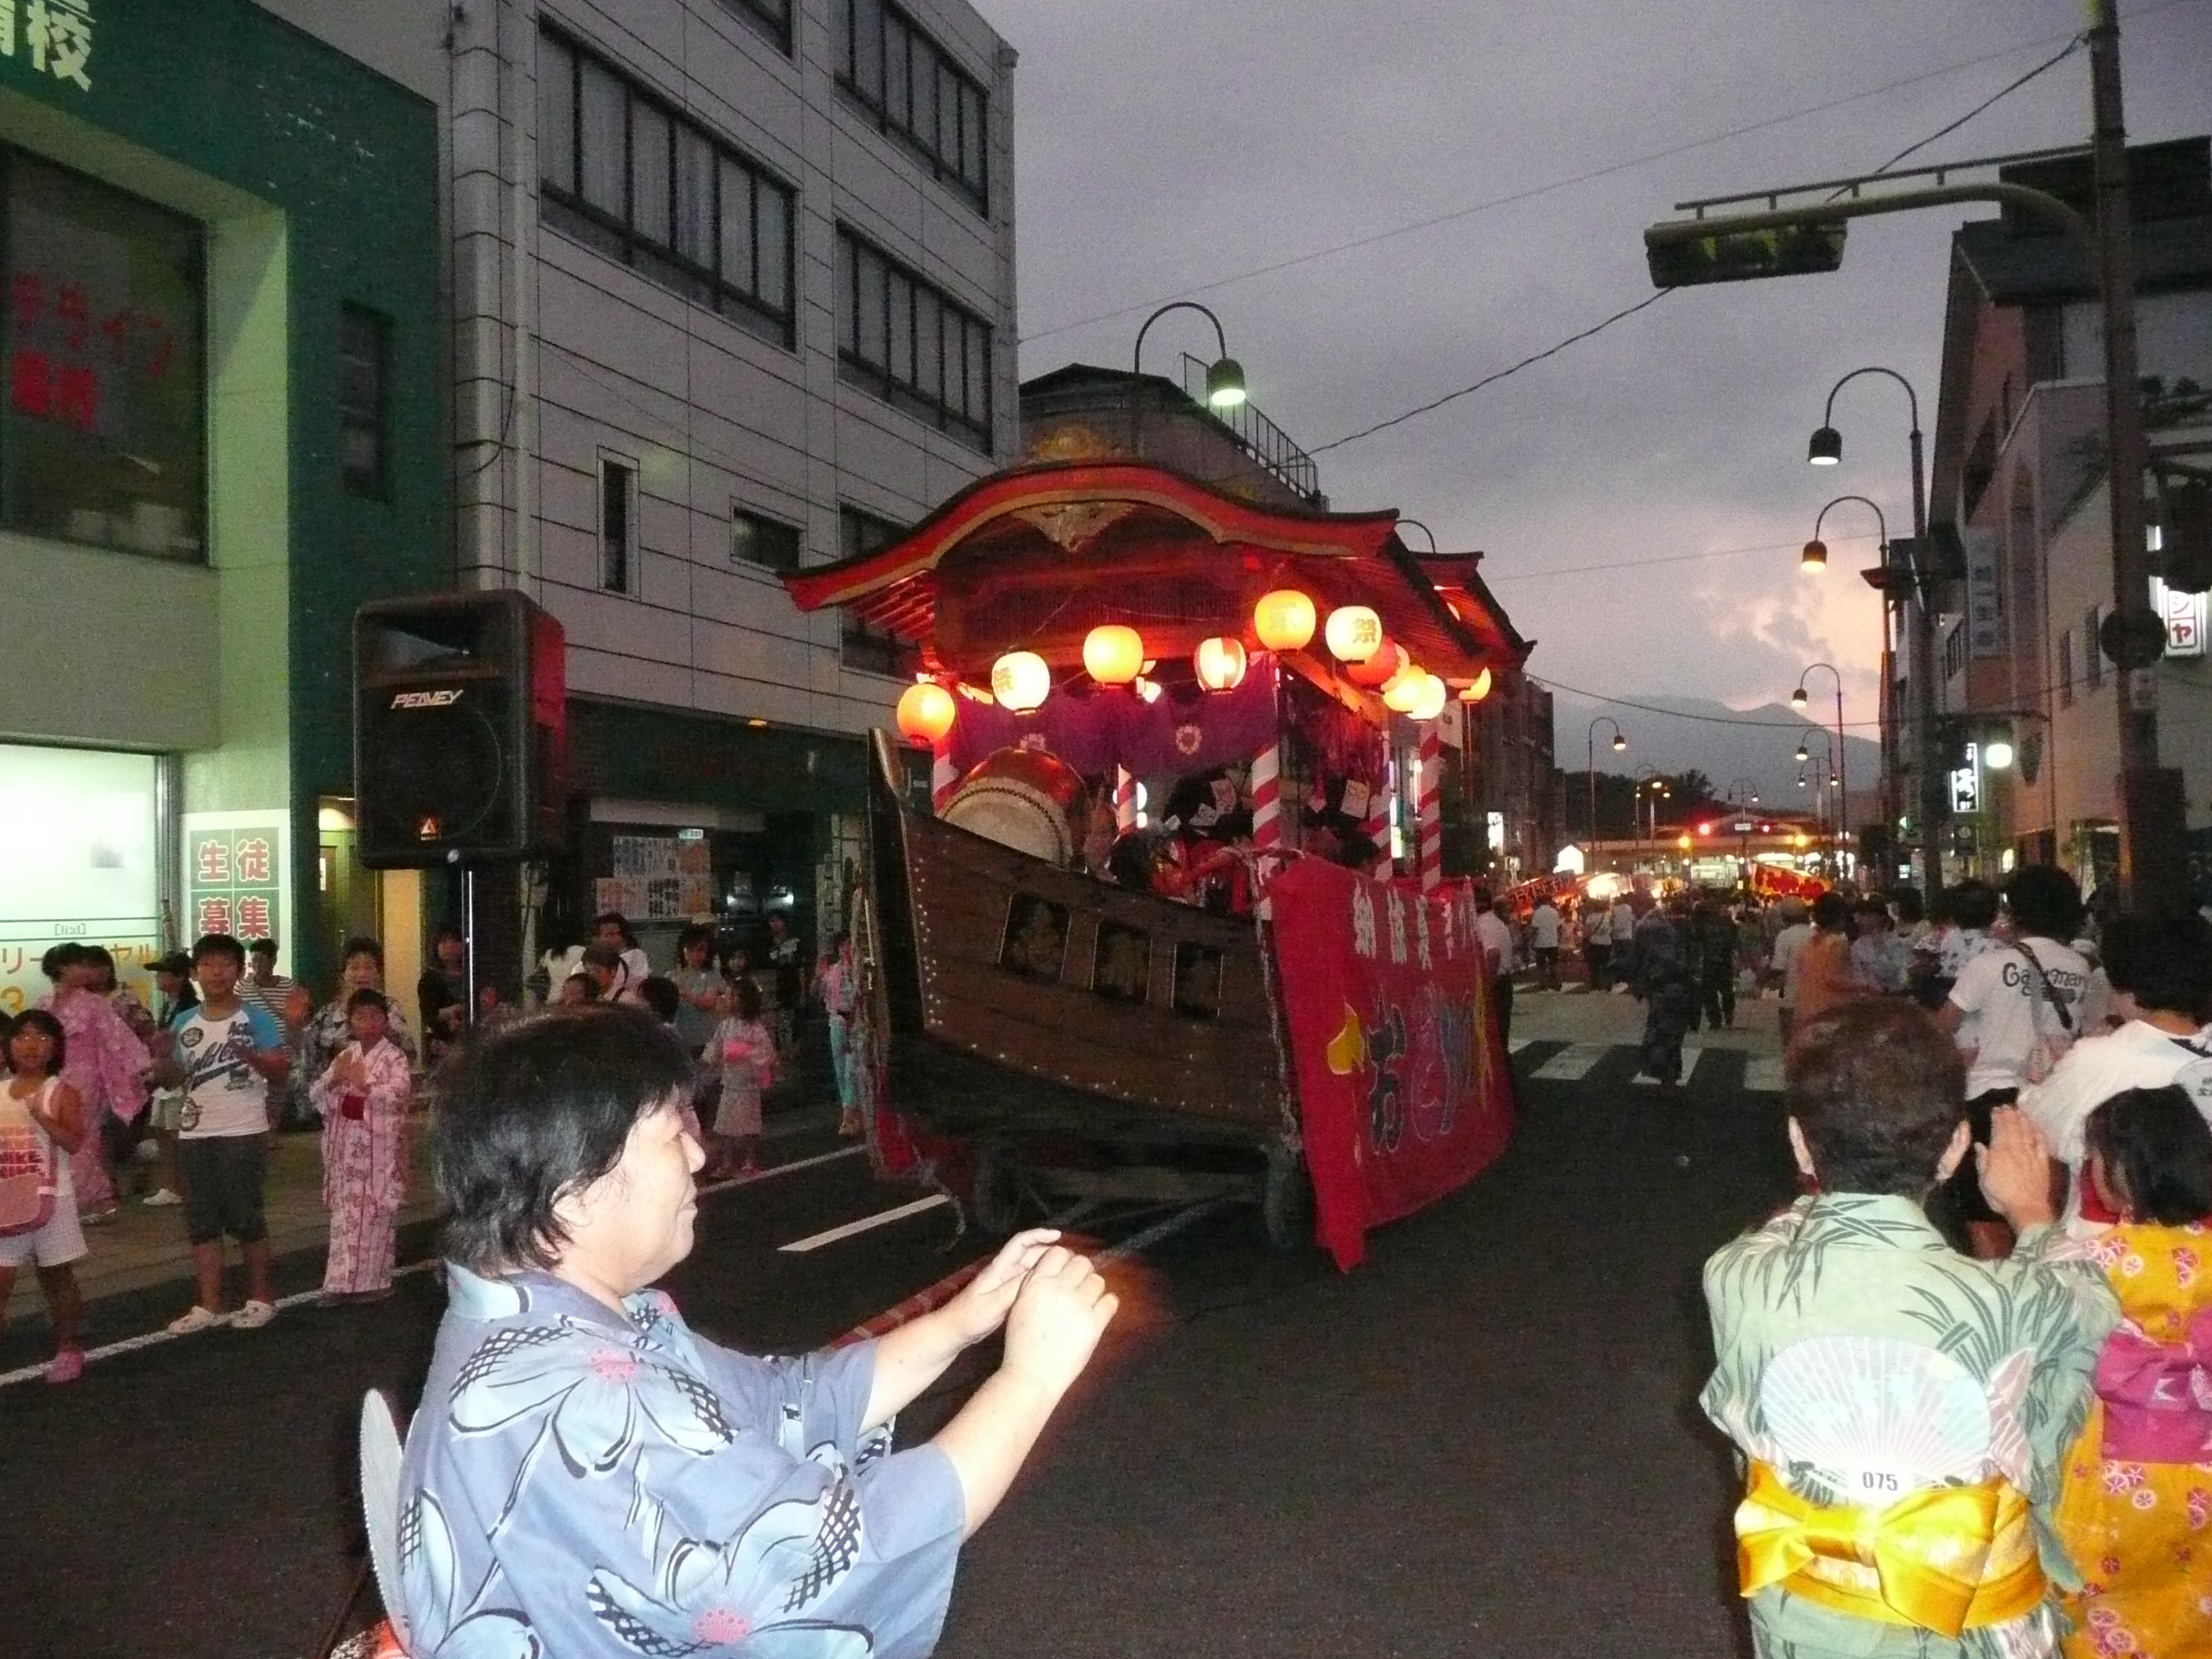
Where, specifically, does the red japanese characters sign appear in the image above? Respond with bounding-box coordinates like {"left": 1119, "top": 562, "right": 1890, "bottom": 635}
{"left": 1267, "top": 859, "right": 1516, "bottom": 1270}
{"left": 183, "top": 814, "right": 287, "bottom": 953}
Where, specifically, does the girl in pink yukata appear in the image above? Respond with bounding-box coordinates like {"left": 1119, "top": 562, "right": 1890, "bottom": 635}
{"left": 310, "top": 989, "right": 412, "bottom": 1303}
{"left": 35, "top": 943, "right": 150, "bottom": 1221}
{"left": 706, "top": 976, "right": 775, "bottom": 1177}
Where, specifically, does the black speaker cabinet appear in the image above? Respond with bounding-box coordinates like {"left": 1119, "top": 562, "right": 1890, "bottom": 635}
{"left": 354, "top": 590, "right": 567, "bottom": 867}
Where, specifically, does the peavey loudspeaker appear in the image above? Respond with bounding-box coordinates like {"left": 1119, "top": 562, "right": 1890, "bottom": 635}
{"left": 354, "top": 591, "right": 566, "bottom": 867}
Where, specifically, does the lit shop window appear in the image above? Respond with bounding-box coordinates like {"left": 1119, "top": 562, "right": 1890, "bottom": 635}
{"left": 0, "top": 149, "right": 204, "bottom": 561}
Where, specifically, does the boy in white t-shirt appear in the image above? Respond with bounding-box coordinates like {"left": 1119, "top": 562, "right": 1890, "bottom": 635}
{"left": 2021, "top": 909, "right": 2212, "bottom": 1228}
{"left": 159, "top": 933, "right": 290, "bottom": 1333}
{"left": 1934, "top": 866, "right": 2098, "bottom": 1255}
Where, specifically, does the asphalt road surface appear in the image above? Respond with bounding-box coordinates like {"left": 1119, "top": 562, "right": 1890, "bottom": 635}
{"left": 1, "top": 992, "right": 1797, "bottom": 1659}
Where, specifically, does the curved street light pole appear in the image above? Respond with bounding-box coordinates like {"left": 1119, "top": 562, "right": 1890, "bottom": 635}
{"left": 1812, "top": 364, "right": 1937, "bottom": 908}
{"left": 1794, "top": 661, "right": 1848, "bottom": 881}
{"left": 1588, "top": 716, "right": 1626, "bottom": 866}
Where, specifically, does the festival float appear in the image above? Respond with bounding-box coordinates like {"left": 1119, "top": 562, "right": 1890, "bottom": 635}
{"left": 783, "top": 459, "right": 1528, "bottom": 1268}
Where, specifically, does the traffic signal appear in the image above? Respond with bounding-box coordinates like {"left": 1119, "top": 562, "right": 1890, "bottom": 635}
{"left": 354, "top": 590, "right": 567, "bottom": 867}
{"left": 1644, "top": 219, "right": 1847, "bottom": 288}
{"left": 2154, "top": 467, "right": 2212, "bottom": 594}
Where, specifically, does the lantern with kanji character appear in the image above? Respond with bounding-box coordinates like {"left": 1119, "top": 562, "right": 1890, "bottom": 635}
{"left": 991, "top": 651, "right": 1051, "bottom": 713}
{"left": 1323, "top": 605, "right": 1382, "bottom": 663}
{"left": 1252, "top": 588, "right": 1316, "bottom": 652}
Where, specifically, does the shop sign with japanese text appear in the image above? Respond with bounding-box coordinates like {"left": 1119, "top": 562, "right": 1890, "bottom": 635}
{"left": 0, "top": 0, "right": 94, "bottom": 92}
{"left": 182, "top": 812, "right": 289, "bottom": 964}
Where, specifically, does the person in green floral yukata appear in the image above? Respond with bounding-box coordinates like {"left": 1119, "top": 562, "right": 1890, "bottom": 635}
{"left": 1701, "top": 998, "right": 2121, "bottom": 1659}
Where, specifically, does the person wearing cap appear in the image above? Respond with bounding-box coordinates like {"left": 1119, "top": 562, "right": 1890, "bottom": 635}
{"left": 140, "top": 951, "right": 197, "bottom": 1207}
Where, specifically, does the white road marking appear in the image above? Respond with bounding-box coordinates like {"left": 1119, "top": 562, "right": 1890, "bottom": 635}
{"left": 779, "top": 1193, "right": 950, "bottom": 1253}
{"left": 1, "top": 1143, "right": 871, "bottom": 1389}
{"left": 1532, "top": 1043, "right": 1606, "bottom": 1080}
{"left": 1507, "top": 1037, "right": 1534, "bottom": 1054}
{"left": 1629, "top": 1046, "right": 1704, "bottom": 1086}
{"left": 1745, "top": 1056, "right": 1785, "bottom": 1094}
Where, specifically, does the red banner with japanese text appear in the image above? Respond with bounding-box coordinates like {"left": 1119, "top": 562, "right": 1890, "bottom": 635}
{"left": 1267, "top": 858, "right": 1515, "bottom": 1270}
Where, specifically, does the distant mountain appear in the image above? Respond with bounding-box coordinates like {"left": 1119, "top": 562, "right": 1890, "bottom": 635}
{"left": 1550, "top": 688, "right": 1884, "bottom": 823}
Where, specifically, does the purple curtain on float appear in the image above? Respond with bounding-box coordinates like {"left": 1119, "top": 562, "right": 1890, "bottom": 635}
{"left": 946, "top": 655, "right": 1283, "bottom": 782}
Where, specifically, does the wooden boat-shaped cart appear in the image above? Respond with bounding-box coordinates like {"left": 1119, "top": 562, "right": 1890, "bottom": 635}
{"left": 786, "top": 460, "right": 1528, "bottom": 1251}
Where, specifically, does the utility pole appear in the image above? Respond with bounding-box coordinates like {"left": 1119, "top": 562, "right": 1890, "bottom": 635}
{"left": 2088, "top": 0, "right": 2189, "bottom": 903}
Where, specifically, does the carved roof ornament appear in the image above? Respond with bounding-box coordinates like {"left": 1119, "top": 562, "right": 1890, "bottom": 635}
{"left": 1012, "top": 499, "right": 1136, "bottom": 552}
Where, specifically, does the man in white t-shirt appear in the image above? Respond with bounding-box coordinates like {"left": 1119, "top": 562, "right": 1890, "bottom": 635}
{"left": 2021, "top": 909, "right": 2212, "bottom": 1226}
{"left": 1770, "top": 904, "right": 1812, "bottom": 1044}
{"left": 1933, "top": 866, "right": 2099, "bottom": 1255}
{"left": 161, "top": 933, "right": 289, "bottom": 1334}
{"left": 1472, "top": 888, "right": 1516, "bottom": 1046}
{"left": 1529, "top": 899, "right": 1563, "bottom": 990}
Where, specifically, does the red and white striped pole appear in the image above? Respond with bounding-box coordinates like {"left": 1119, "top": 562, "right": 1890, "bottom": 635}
{"left": 1115, "top": 765, "right": 1138, "bottom": 834}
{"left": 1250, "top": 742, "right": 1282, "bottom": 852}
{"left": 1416, "top": 723, "right": 1444, "bottom": 891}
{"left": 1366, "top": 763, "right": 1393, "bottom": 881}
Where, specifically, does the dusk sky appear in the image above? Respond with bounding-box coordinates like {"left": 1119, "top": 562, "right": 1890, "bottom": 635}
{"left": 1001, "top": 0, "right": 2211, "bottom": 745}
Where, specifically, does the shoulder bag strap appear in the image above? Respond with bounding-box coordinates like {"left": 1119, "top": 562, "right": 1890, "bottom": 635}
{"left": 2017, "top": 942, "right": 2075, "bottom": 1033}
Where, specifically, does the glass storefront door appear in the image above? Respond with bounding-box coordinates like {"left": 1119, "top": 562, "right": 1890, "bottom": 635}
{"left": 0, "top": 742, "right": 162, "bottom": 1012}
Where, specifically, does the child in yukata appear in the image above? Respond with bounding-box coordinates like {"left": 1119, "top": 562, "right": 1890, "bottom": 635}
{"left": 1701, "top": 998, "right": 2120, "bottom": 1659}
{"left": 707, "top": 976, "right": 775, "bottom": 1178}
{"left": 2049, "top": 1086, "right": 2212, "bottom": 1659}
{"left": 310, "top": 989, "right": 412, "bottom": 1303}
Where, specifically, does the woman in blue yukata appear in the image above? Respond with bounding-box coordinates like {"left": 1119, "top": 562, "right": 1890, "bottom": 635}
{"left": 396, "top": 1005, "right": 1118, "bottom": 1658}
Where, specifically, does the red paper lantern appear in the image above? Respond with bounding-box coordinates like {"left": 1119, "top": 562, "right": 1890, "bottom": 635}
{"left": 1344, "top": 637, "right": 1406, "bottom": 689}
{"left": 895, "top": 681, "right": 956, "bottom": 745}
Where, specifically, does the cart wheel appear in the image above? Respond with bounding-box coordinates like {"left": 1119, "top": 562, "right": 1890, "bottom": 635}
{"left": 969, "top": 1141, "right": 1024, "bottom": 1236}
{"left": 1259, "top": 1146, "right": 1312, "bottom": 1253}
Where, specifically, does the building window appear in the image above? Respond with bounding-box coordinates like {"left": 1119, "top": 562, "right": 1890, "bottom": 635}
{"left": 0, "top": 148, "right": 206, "bottom": 561}
{"left": 837, "top": 505, "right": 918, "bottom": 673}
{"left": 600, "top": 455, "right": 636, "bottom": 593}
{"left": 2084, "top": 605, "right": 2103, "bottom": 688}
{"left": 714, "top": 0, "right": 791, "bottom": 54}
{"left": 2057, "top": 630, "right": 2074, "bottom": 708}
{"left": 731, "top": 505, "right": 801, "bottom": 571}
{"left": 834, "top": 228, "right": 992, "bottom": 451}
{"left": 1942, "top": 621, "right": 1967, "bottom": 682}
{"left": 338, "top": 304, "right": 389, "bottom": 499}
{"left": 538, "top": 28, "right": 796, "bottom": 347}
{"left": 834, "top": 0, "right": 988, "bottom": 213}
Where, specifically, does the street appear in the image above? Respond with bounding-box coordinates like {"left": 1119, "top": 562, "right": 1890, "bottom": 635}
{"left": 1, "top": 986, "right": 1797, "bottom": 1659}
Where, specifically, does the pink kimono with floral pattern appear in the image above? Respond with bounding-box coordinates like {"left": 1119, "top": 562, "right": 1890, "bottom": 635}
{"left": 310, "top": 1038, "right": 411, "bottom": 1294}
{"left": 37, "top": 984, "right": 151, "bottom": 1215}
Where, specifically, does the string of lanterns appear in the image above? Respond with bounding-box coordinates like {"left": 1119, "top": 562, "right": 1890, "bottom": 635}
{"left": 895, "top": 586, "right": 1484, "bottom": 742}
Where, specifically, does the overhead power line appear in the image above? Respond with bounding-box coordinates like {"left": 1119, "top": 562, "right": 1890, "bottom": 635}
{"left": 1483, "top": 531, "right": 1879, "bottom": 584}
{"left": 1306, "top": 29, "right": 2092, "bottom": 457}
{"left": 1016, "top": 5, "right": 2195, "bottom": 348}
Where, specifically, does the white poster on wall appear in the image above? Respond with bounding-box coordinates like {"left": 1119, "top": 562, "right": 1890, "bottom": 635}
{"left": 0, "top": 744, "right": 161, "bottom": 1015}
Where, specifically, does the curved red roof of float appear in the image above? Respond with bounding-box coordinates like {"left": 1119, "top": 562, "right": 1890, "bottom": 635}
{"left": 781, "top": 460, "right": 1530, "bottom": 682}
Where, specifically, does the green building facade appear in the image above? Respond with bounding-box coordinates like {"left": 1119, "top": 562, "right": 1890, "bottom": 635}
{"left": 0, "top": 0, "right": 447, "bottom": 1008}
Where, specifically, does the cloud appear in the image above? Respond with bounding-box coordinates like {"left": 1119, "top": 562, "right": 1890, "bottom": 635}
{"left": 1003, "top": 0, "right": 2211, "bottom": 712}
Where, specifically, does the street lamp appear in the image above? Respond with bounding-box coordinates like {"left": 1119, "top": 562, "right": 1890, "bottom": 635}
{"left": 1812, "top": 365, "right": 1939, "bottom": 909}
{"left": 1586, "top": 716, "right": 1627, "bottom": 863}
{"left": 1795, "top": 728, "right": 1840, "bottom": 871}
{"left": 1803, "top": 494, "right": 1887, "bottom": 579}
{"left": 1794, "top": 661, "right": 1849, "bottom": 868}
{"left": 1133, "top": 301, "right": 1245, "bottom": 408}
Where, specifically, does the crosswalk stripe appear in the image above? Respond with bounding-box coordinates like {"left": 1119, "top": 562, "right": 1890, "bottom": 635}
{"left": 1532, "top": 1043, "right": 1606, "bottom": 1081}
{"left": 1508, "top": 1037, "right": 1535, "bottom": 1054}
{"left": 1629, "top": 1046, "right": 1704, "bottom": 1086}
{"left": 1744, "top": 1056, "right": 1785, "bottom": 1094}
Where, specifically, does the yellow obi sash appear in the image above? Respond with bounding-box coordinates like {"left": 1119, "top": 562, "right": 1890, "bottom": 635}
{"left": 1735, "top": 1460, "right": 2047, "bottom": 1637}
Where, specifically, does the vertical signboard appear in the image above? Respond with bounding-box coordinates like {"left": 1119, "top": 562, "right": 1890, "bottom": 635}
{"left": 1964, "top": 528, "right": 2003, "bottom": 660}
{"left": 2151, "top": 576, "right": 2206, "bottom": 658}
{"left": 182, "top": 811, "right": 291, "bottom": 966}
